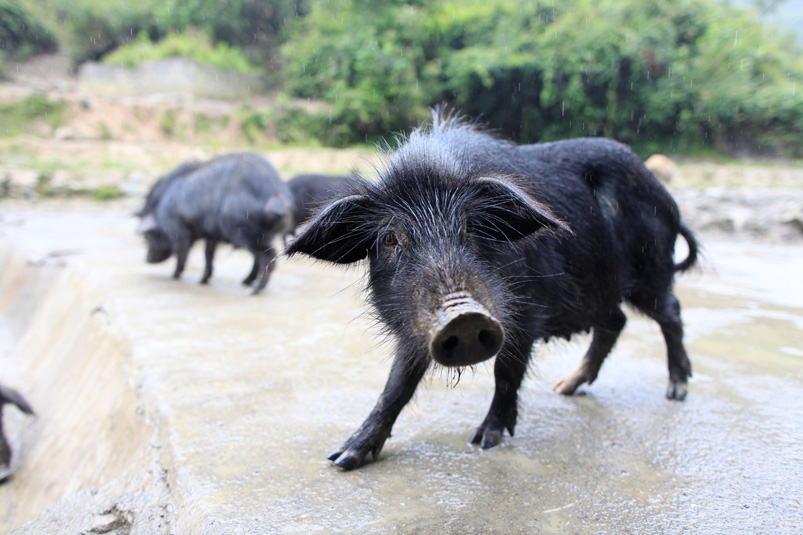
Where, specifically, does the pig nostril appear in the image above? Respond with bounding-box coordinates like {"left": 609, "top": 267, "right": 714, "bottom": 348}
{"left": 478, "top": 329, "right": 494, "bottom": 349}
{"left": 442, "top": 335, "right": 460, "bottom": 353}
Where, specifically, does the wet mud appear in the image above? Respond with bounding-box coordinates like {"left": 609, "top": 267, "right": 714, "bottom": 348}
{"left": 0, "top": 203, "right": 800, "bottom": 534}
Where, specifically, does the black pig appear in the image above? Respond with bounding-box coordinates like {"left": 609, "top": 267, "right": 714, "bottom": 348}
{"left": 287, "top": 112, "right": 698, "bottom": 469}
{"left": 0, "top": 384, "right": 34, "bottom": 480}
{"left": 134, "top": 159, "right": 204, "bottom": 219}
{"left": 287, "top": 174, "right": 352, "bottom": 238}
{"left": 138, "top": 153, "right": 293, "bottom": 294}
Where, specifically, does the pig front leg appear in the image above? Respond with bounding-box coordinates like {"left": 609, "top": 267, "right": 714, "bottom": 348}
{"left": 200, "top": 239, "right": 218, "bottom": 284}
{"left": 171, "top": 226, "right": 193, "bottom": 280}
{"left": 328, "top": 348, "right": 429, "bottom": 470}
{"left": 471, "top": 332, "right": 535, "bottom": 449}
{"left": 250, "top": 246, "right": 278, "bottom": 295}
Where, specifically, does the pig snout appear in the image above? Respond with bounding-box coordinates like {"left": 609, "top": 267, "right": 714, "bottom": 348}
{"left": 429, "top": 292, "right": 504, "bottom": 367}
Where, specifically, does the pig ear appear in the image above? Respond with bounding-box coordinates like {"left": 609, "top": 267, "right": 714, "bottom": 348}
{"left": 472, "top": 177, "right": 571, "bottom": 241}
{"left": 286, "top": 195, "right": 374, "bottom": 264}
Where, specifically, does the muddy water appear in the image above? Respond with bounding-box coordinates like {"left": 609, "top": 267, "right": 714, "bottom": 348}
{"left": 0, "top": 203, "right": 801, "bottom": 534}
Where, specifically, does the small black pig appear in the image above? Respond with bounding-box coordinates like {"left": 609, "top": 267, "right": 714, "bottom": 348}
{"left": 287, "top": 174, "right": 352, "bottom": 238}
{"left": 287, "top": 112, "right": 698, "bottom": 469}
{"left": 138, "top": 153, "right": 293, "bottom": 294}
{"left": 0, "top": 384, "right": 35, "bottom": 480}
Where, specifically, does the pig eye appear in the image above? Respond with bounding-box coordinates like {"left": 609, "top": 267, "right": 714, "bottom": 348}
{"left": 381, "top": 232, "right": 398, "bottom": 247}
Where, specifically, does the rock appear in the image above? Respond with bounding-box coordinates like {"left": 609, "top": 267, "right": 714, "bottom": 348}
{"left": 645, "top": 154, "right": 678, "bottom": 183}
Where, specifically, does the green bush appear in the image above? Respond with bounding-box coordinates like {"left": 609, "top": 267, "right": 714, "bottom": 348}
{"left": 274, "top": 105, "right": 356, "bottom": 147}
{"left": 283, "top": 0, "right": 433, "bottom": 144}
{"left": 43, "top": 0, "right": 305, "bottom": 68}
{"left": 102, "top": 30, "right": 258, "bottom": 74}
{"left": 0, "top": 0, "right": 58, "bottom": 59}
{"left": 282, "top": 0, "right": 803, "bottom": 156}
{"left": 43, "top": 0, "right": 160, "bottom": 63}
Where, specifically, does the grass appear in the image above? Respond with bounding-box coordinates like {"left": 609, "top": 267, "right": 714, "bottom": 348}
{"left": 0, "top": 95, "right": 68, "bottom": 136}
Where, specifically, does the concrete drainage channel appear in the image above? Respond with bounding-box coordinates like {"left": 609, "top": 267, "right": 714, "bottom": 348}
{"left": 0, "top": 243, "right": 168, "bottom": 533}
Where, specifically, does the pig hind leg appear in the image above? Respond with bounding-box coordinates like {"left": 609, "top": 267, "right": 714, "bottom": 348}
{"left": 471, "top": 330, "right": 538, "bottom": 449}
{"left": 553, "top": 306, "right": 627, "bottom": 396}
{"left": 242, "top": 258, "right": 259, "bottom": 286}
{"left": 630, "top": 291, "right": 692, "bottom": 400}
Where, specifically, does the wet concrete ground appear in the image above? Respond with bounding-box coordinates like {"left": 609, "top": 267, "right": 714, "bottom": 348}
{"left": 0, "top": 202, "right": 801, "bottom": 534}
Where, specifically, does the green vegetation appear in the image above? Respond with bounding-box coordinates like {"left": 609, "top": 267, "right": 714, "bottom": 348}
{"left": 38, "top": 0, "right": 305, "bottom": 68}
{"left": 160, "top": 110, "right": 179, "bottom": 137}
{"left": 92, "top": 184, "right": 123, "bottom": 200}
{"left": 6, "top": 0, "right": 803, "bottom": 157}
{"left": 102, "top": 30, "right": 258, "bottom": 75}
{"left": 0, "top": 0, "right": 58, "bottom": 59}
{"left": 0, "top": 95, "right": 67, "bottom": 136}
{"left": 282, "top": 0, "right": 803, "bottom": 155}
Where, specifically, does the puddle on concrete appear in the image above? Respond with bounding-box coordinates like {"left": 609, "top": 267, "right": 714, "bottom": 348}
{"left": 0, "top": 205, "right": 801, "bottom": 534}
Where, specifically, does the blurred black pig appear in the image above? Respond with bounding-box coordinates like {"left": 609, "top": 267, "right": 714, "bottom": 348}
{"left": 288, "top": 111, "right": 699, "bottom": 469}
{"left": 0, "top": 384, "right": 35, "bottom": 481}
{"left": 286, "top": 174, "right": 352, "bottom": 239}
{"left": 134, "top": 159, "right": 203, "bottom": 219}
{"left": 138, "top": 153, "right": 293, "bottom": 294}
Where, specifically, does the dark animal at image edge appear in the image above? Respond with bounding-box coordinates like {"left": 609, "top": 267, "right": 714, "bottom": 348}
{"left": 0, "top": 384, "right": 35, "bottom": 480}
{"left": 286, "top": 174, "right": 353, "bottom": 241}
{"left": 287, "top": 111, "right": 699, "bottom": 470}
{"left": 137, "top": 153, "right": 294, "bottom": 294}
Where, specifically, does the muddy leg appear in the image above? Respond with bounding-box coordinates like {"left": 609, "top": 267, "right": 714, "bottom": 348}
{"left": 200, "top": 239, "right": 218, "bottom": 284}
{"left": 554, "top": 306, "right": 627, "bottom": 396}
{"left": 250, "top": 246, "right": 277, "bottom": 295}
{"left": 328, "top": 347, "right": 429, "bottom": 470}
{"left": 471, "top": 332, "right": 536, "bottom": 449}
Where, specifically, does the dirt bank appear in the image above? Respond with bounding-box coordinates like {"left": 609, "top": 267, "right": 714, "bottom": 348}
{"left": 2, "top": 55, "right": 801, "bottom": 243}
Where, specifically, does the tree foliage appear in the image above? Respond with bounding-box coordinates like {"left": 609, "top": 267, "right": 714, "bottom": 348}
{"left": 282, "top": 0, "right": 803, "bottom": 155}
{"left": 36, "top": 0, "right": 306, "bottom": 67}
{"left": 0, "top": 0, "right": 58, "bottom": 59}
{"left": 12, "top": 0, "right": 803, "bottom": 155}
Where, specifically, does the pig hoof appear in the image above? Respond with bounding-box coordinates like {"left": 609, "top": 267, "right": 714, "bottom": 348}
{"left": 553, "top": 372, "right": 586, "bottom": 395}
{"left": 328, "top": 449, "right": 367, "bottom": 470}
{"left": 331, "top": 452, "right": 362, "bottom": 470}
{"left": 470, "top": 426, "right": 504, "bottom": 449}
{"left": 666, "top": 381, "right": 687, "bottom": 401}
